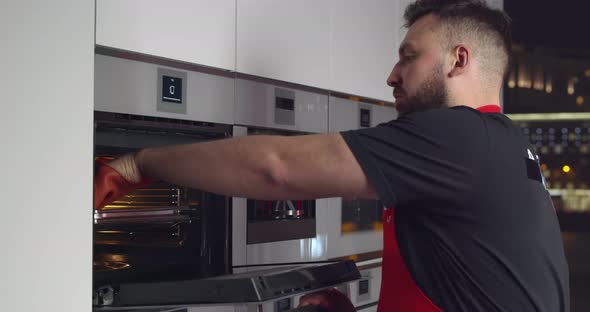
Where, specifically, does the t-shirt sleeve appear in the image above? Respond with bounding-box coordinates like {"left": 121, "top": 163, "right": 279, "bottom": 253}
{"left": 340, "top": 109, "right": 478, "bottom": 209}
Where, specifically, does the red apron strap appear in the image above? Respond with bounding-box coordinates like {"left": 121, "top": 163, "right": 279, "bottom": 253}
{"left": 377, "top": 208, "right": 442, "bottom": 312}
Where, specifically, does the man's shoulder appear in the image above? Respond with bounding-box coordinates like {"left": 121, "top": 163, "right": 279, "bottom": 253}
{"left": 400, "top": 106, "right": 479, "bottom": 119}
{"left": 395, "top": 106, "right": 487, "bottom": 128}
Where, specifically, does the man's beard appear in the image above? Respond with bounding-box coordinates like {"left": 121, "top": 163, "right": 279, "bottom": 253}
{"left": 396, "top": 66, "right": 450, "bottom": 116}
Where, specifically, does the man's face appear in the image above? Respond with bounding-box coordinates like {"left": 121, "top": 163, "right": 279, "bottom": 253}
{"left": 387, "top": 14, "right": 450, "bottom": 115}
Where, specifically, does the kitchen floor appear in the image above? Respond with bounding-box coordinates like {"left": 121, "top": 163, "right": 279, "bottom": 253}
{"left": 562, "top": 232, "right": 590, "bottom": 312}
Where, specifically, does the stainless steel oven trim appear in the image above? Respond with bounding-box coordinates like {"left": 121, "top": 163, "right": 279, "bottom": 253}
{"left": 232, "top": 126, "right": 249, "bottom": 267}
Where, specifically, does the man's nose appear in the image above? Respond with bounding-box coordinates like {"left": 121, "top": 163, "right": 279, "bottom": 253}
{"left": 386, "top": 63, "right": 402, "bottom": 87}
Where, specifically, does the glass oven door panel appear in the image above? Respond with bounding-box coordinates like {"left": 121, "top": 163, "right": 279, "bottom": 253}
{"left": 244, "top": 128, "right": 318, "bottom": 244}
{"left": 248, "top": 199, "right": 315, "bottom": 220}
{"left": 232, "top": 126, "right": 327, "bottom": 266}
{"left": 94, "top": 113, "right": 232, "bottom": 286}
{"left": 239, "top": 198, "right": 328, "bottom": 266}
{"left": 247, "top": 199, "right": 316, "bottom": 244}
{"left": 324, "top": 198, "right": 383, "bottom": 260}
{"left": 94, "top": 112, "right": 231, "bottom": 150}
{"left": 93, "top": 171, "right": 230, "bottom": 285}
{"left": 341, "top": 199, "right": 384, "bottom": 234}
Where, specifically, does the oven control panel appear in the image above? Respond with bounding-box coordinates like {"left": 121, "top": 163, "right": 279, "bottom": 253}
{"left": 235, "top": 78, "right": 328, "bottom": 133}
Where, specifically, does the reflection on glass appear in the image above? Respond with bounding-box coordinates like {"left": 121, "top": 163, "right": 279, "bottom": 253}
{"left": 247, "top": 199, "right": 315, "bottom": 221}
{"left": 341, "top": 199, "right": 384, "bottom": 234}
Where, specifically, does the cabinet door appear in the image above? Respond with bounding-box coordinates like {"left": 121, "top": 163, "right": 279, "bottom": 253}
{"left": 236, "top": 0, "right": 331, "bottom": 89}
{"left": 96, "top": 0, "right": 236, "bottom": 71}
{"left": 330, "top": 0, "right": 400, "bottom": 102}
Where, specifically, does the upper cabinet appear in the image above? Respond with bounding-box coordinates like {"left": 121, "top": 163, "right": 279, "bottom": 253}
{"left": 96, "top": 0, "right": 236, "bottom": 71}
{"left": 96, "top": 0, "right": 419, "bottom": 101}
{"left": 236, "top": 0, "right": 332, "bottom": 90}
{"left": 329, "top": 0, "right": 400, "bottom": 102}
{"left": 237, "top": 0, "right": 403, "bottom": 102}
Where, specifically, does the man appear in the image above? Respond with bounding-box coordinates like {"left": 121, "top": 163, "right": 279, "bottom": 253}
{"left": 95, "top": 0, "right": 570, "bottom": 311}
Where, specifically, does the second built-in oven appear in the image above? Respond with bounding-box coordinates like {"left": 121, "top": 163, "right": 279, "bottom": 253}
{"left": 324, "top": 96, "right": 397, "bottom": 311}
{"left": 232, "top": 77, "right": 331, "bottom": 269}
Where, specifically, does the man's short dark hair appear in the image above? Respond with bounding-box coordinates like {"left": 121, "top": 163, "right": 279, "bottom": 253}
{"left": 404, "top": 0, "right": 512, "bottom": 89}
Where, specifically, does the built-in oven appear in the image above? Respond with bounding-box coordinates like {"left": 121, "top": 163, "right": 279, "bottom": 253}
{"left": 244, "top": 127, "right": 318, "bottom": 246}
{"left": 324, "top": 96, "right": 397, "bottom": 311}
{"left": 324, "top": 96, "right": 397, "bottom": 261}
{"left": 232, "top": 77, "right": 331, "bottom": 269}
{"left": 93, "top": 111, "right": 233, "bottom": 292}
{"left": 93, "top": 50, "right": 362, "bottom": 311}
{"left": 93, "top": 49, "right": 239, "bottom": 308}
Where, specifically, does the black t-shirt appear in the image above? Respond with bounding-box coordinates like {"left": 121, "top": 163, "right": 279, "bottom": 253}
{"left": 341, "top": 106, "right": 570, "bottom": 312}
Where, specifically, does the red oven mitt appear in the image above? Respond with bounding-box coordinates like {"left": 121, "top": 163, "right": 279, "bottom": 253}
{"left": 94, "top": 158, "right": 150, "bottom": 209}
{"left": 298, "top": 288, "right": 356, "bottom": 312}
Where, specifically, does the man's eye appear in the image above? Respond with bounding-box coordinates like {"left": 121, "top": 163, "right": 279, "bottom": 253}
{"left": 404, "top": 55, "right": 416, "bottom": 61}
{"left": 399, "top": 55, "right": 415, "bottom": 65}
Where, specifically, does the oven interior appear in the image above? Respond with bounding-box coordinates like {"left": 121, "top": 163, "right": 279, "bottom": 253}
{"left": 93, "top": 112, "right": 232, "bottom": 287}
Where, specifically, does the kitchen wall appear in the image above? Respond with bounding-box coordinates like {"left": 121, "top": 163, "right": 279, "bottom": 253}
{"left": 0, "top": 0, "right": 94, "bottom": 311}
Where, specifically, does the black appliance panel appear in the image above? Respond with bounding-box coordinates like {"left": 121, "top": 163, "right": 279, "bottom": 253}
{"left": 93, "top": 112, "right": 232, "bottom": 298}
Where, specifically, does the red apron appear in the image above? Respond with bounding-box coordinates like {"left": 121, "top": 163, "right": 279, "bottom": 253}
{"left": 377, "top": 105, "right": 502, "bottom": 311}
{"left": 377, "top": 208, "right": 442, "bottom": 312}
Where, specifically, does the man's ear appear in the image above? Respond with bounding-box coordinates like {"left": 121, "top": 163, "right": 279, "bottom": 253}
{"left": 448, "top": 45, "right": 470, "bottom": 77}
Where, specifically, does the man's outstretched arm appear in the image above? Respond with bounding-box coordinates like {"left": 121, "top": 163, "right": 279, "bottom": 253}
{"left": 116, "top": 133, "right": 376, "bottom": 201}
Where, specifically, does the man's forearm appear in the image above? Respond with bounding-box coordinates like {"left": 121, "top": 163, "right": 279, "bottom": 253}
{"left": 130, "top": 132, "right": 375, "bottom": 201}
{"left": 135, "top": 135, "right": 287, "bottom": 199}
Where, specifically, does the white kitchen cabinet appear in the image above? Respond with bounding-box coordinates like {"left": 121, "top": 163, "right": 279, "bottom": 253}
{"left": 236, "top": 0, "right": 332, "bottom": 90}
{"left": 237, "top": 0, "right": 401, "bottom": 101}
{"left": 1, "top": 0, "right": 94, "bottom": 311}
{"left": 96, "top": 0, "right": 236, "bottom": 71}
{"left": 329, "top": 0, "right": 399, "bottom": 102}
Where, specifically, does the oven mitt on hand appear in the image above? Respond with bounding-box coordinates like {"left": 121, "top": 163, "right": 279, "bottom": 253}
{"left": 297, "top": 288, "right": 356, "bottom": 312}
{"left": 94, "top": 158, "right": 150, "bottom": 209}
